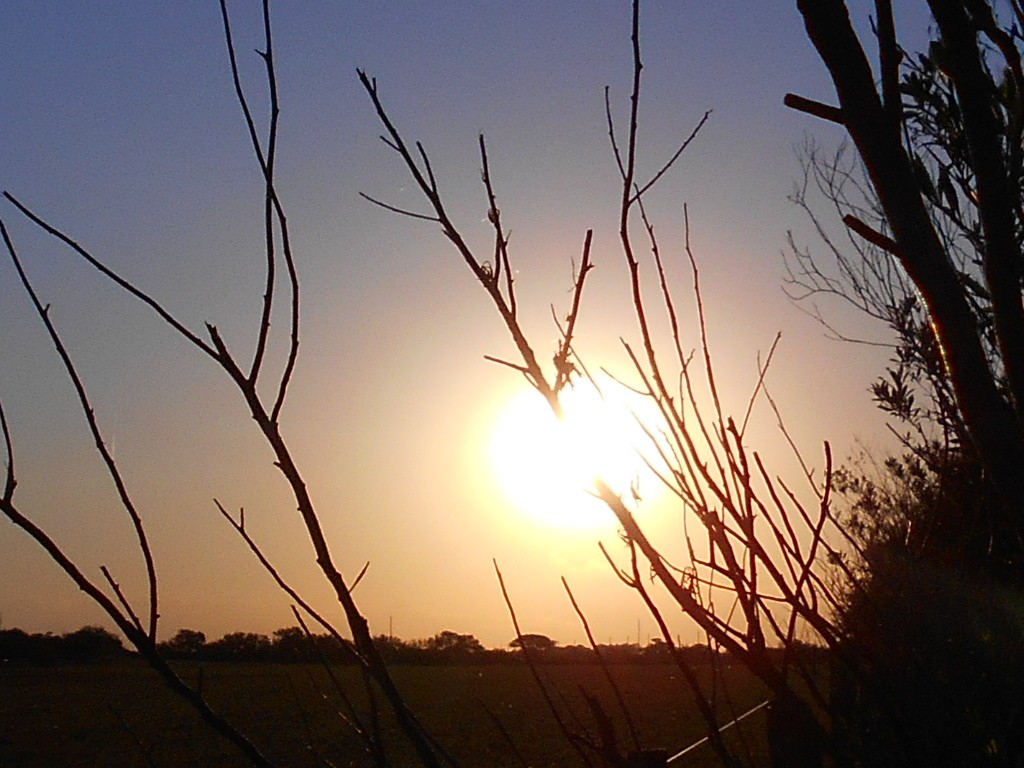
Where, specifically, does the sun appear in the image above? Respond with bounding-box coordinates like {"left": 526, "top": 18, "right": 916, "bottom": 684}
{"left": 487, "top": 380, "right": 662, "bottom": 531}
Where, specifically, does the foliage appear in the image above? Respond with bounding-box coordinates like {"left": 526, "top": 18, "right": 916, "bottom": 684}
{"left": 159, "top": 628, "right": 207, "bottom": 659}
{"left": 416, "top": 630, "right": 485, "bottom": 658}
{"left": 508, "top": 633, "right": 557, "bottom": 652}
{"left": 791, "top": 0, "right": 1024, "bottom": 538}
{"left": 788, "top": 1, "right": 1024, "bottom": 764}
{"left": 830, "top": 445, "right": 1022, "bottom": 764}
{"left": 0, "top": 626, "right": 124, "bottom": 664}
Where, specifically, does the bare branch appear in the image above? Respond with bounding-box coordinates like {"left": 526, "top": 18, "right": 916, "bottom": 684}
{"left": 213, "top": 500, "right": 358, "bottom": 660}
{"left": 0, "top": 399, "right": 16, "bottom": 502}
{"left": 478, "top": 135, "right": 515, "bottom": 312}
{"left": 494, "top": 561, "right": 593, "bottom": 767}
{"left": 561, "top": 577, "right": 642, "bottom": 752}
{"left": 739, "top": 333, "right": 782, "bottom": 438}
{"left": 1, "top": 217, "right": 160, "bottom": 641}
{"left": 629, "top": 109, "right": 712, "bottom": 204}
{"left": 289, "top": 607, "right": 387, "bottom": 767}
{"left": 100, "top": 565, "right": 146, "bottom": 637}
{"left": 359, "top": 192, "right": 440, "bottom": 222}
{"left": 553, "top": 230, "right": 594, "bottom": 394}
{"left": 358, "top": 69, "right": 557, "bottom": 414}
{"left": 351, "top": 560, "right": 370, "bottom": 592}
{"left": 483, "top": 355, "right": 532, "bottom": 376}
{"left": 605, "top": 87, "right": 626, "bottom": 180}
{"left": 2, "top": 195, "right": 219, "bottom": 361}
{"left": 783, "top": 93, "right": 845, "bottom": 124}
{"left": 0, "top": 491, "right": 277, "bottom": 765}
{"left": 843, "top": 213, "right": 901, "bottom": 254}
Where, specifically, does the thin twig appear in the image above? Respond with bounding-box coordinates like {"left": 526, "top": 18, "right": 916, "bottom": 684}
{"left": 1, "top": 218, "right": 160, "bottom": 642}
{"left": 290, "top": 607, "right": 386, "bottom": 768}
{"left": 213, "top": 500, "right": 359, "bottom": 660}
{"left": 629, "top": 109, "right": 711, "bottom": 204}
{"left": 562, "top": 576, "right": 642, "bottom": 753}
{"left": 359, "top": 192, "right": 440, "bottom": 222}
{"left": 0, "top": 491, "right": 277, "bottom": 766}
{"left": 554, "top": 230, "right": 594, "bottom": 394}
{"left": 100, "top": 565, "right": 146, "bottom": 637}
{"left": 739, "top": 333, "right": 782, "bottom": 437}
{"left": 2, "top": 195, "right": 218, "bottom": 361}
{"left": 0, "top": 399, "right": 16, "bottom": 502}
{"left": 477, "top": 700, "right": 530, "bottom": 768}
{"left": 494, "top": 560, "right": 594, "bottom": 767}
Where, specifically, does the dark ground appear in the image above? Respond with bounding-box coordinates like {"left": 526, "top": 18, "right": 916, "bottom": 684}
{"left": 0, "top": 660, "right": 771, "bottom": 767}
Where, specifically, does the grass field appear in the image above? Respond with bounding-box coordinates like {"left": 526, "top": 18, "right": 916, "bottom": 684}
{"left": 0, "top": 660, "right": 771, "bottom": 767}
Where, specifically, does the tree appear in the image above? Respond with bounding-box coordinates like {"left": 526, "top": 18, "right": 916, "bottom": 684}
{"left": 420, "top": 630, "right": 484, "bottom": 660}
{"left": 785, "top": 1, "right": 1024, "bottom": 763}
{"left": 0, "top": 628, "right": 36, "bottom": 662}
{"left": 271, "top": 627, "right": 311, "bottom": 662}
{"left": 59, "top": 625, "right": 125, "bottom": 662}
{"left": 9, "top": 1, "right": 1003, "bottom": 765}
{"left": 159, "top": 628, "right": 207, "bottom": 659}
{"left": 790, "top": 0, "right": 1024, "bottom": 562}
{"left": 509, "top": 633, "right": 557, "bottom": 653}
{"left": 207, "top": 632, "right": 273, "bottom": 662}
{"left": 0, "top": 3, "right": 447, "bottom": 765}
{"left": 361, "top": 3, "right": 863, "bottom": 765}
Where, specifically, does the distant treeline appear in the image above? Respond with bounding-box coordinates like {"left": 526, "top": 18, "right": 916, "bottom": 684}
{"left": 0, "top": 625, "right": 825, "bottom": 666}
{"left": 0, "top": 626, "right": 127, "bottom": 664}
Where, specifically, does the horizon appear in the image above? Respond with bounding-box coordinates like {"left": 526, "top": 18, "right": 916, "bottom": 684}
{"left": 1, "top": 620, "right": 818, "bottom": 654}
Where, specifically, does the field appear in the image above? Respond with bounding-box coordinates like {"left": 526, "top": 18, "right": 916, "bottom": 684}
{"left": 0, "top": 660, "right": 772, "bottom": 767}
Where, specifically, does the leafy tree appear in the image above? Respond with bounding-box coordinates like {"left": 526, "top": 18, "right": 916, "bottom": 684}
{"left": 0, "top": 628, "right": 34, "bottom": 661}
{"left": 271, "top": 627, "right": 311, "bottom": 662}
{"left": 59, "top": 626, "right": 125, "bottom": 662}
{"left": 787, "top": 1, "right": 1024, "bottom": 763}
{"left": 509, "top": 633, "right": 557, "bottom": 652}
{"left": 0, "top": 628, "right": 59, "bottom": 664}
{"left": 159, "top": 628, "right": 207, "bottom": 659}
{"left": 1, "top": 625, "right": 125, "bottom": 663}
{"left": 206, "top": 632, "right": 273, "bottom": 662}
{"left": 791, "top": 0, "right": 1024, "bottom": 555}
{"left": 372, "top": 633, "right": 419, "bottom": 663}
{"left": 420, "top": 630, "right": 484, "bottom": 659}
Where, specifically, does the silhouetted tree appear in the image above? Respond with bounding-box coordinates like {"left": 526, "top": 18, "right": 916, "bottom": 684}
{"left": 159, "top": 628, "right": 207, "bottom": 659}
{"left": 638, "top": 638, "right": 671, "bottom": 662}
{"left": 509, "top": 633, "right": 557, "bottom": 653}
{"left": 0, "top": 628, "right": 58, "bottom": 664}
{"left": 791, "top": 0, "right": 1024, "bottom": 555}
{"left": 0, "top": 625, "right": 126, "bottom": 663}
{"left": 786, "top": 1, "right": 1024, "bottom": 763}
{"left": 206, "top": 632, "right": 273, "bottom": 662}
{"left": 419, "top": 631, "right": 484, "bottom": 661}
{"left": 0, "top": 2, "right": 450, "bottom": 765}
{"left": 362, "top": 3, "right": 852, "bottom": 765}
{"left": 59, "top": 625, "right": 125, "bottom": 662}
{"left": 271, "top": 627, "right": 311, "bottom": 662}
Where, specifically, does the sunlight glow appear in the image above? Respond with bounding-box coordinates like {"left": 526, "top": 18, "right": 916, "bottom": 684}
{"left": 487, "top": 380, "right": 663, "bottom": 531}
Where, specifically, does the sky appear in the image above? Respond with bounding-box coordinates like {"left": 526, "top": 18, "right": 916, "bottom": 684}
{"left": 0, "top": 1, "right": 933, "bottom": 649}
